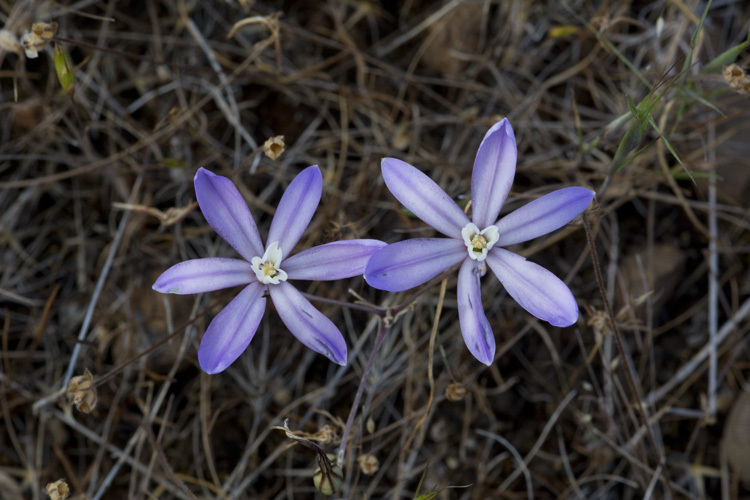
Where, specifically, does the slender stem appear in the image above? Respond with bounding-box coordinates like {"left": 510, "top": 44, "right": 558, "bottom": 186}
{"left": 583, "top": 212, "right": 675, "bottom": 499}
{"left": 139, "top": 419, "right": 198, "bottom": 500}
{"left": 404, "top": 279, "right": 447, "bottom": 450}
{"left": 61, "top": 169, "right": 144, "bottom": 391}
{"left": 302, "top": 292, "right": 384, "bottom": 315}
{"left": 93, "top": 315, "right": 200, "bottom": 388}
{"left": 707, "top": 122, "right": 718, "bottom": 419}
{"left": 336, "top": 320, "right": 389, "bottom": 468}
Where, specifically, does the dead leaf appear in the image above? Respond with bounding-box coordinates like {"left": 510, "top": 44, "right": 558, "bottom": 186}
{"left": 422, "top": 4, "right": 483, "bottom": 77}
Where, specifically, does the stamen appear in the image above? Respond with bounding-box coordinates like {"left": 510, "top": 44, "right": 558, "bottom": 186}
{"left": 251, "top": 242, "right": 288, "bottom": 284}
{"left": 461, "top": 223, "right": 499, "bottom": 261}
{"left": 471, "top": 234, "right": 487, "bottom": 252}
{"left": 261, "top": 262, "right": 277, "bottom": 277}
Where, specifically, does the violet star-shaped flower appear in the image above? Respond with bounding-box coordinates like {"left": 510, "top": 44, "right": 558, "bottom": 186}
{"left": 364, "top": 119, "right": 595, "bottom": 366}
{"left": 153, "top": 166, "right": 385, "bottom": 374}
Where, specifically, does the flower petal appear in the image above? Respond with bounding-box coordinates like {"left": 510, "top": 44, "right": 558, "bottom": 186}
{"left": 381, "top": 158, "right": 469, "bottom": 238}
{"left": 267, "top": 165, "right": 322, "bottom": 255}
{"left": 284, "top": 239, "right": 387, "bottom": 281}
{"left": 471, "top": 119, "right": 517, "bottom": 229}
{"left": 269, "top": 282, "right": 347, "bottom": 365}
{"left": 457, "top": 259, "right": 495, "bottom": 365}
{"left": 194, "top": 168, "right": 264, "bottom": 261}
{"left": 198, "top": 281, "right": 266, "bottom": 374}
{"left": 486, "top": 248, "right": 578, "bottom": 327}
{"left": 364, "top": 238, "right": 466, "bottom": 292}
{"left": 495, "top": 187, "right": 595, "bottom": 246}
{"left": 152, "top": 258, "right": 255, "bottom": 294}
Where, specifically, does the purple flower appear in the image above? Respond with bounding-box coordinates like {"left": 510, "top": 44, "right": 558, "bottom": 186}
{"left": 153, "top": 166, "right": 385, "bottom": 374}
{"left": 364, "top": 119, "right": 595, "bottom": 365}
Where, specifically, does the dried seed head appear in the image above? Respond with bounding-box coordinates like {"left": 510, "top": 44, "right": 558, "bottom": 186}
{"left": 723, "top": 64, "right": 750, "bottom": 95}
{"left": 366, "top": 416, "right": 375, "bottom": 434}
{"left": 45, "top": 479, "right": 70, "bottom": 500}
{"left": 357, "top": 453, "right": 379, "bottom": 475}
{"left": 68, "top": 369, "right": 97, "bottom": 413}
{"left": 20, "top": 21, "right": 57, "bottom": 59}
{"left": 310, "top": 424, "right": 337, "bottom": 444}
{"left": 313, "top": 464, "right": 343, "bottom": 495}
{"left": 32, "top": 21, "right": 58, "bottom": 41}
{"left": 74, "top": 389, "right": 98, "bottom": 413}
{"left": 586, "top": 307, "right": 609, "bottom": 342}
{"left": 445, "top": 382, "right": 468, "bottom": 402}
{"left": 263, "top": 135, "right": 285, "bottom": 160}
{"left": 68, "top": 369, "right": 94, "bottom": 393}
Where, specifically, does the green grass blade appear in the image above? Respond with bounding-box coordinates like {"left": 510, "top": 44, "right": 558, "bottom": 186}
{"left": 648, "top": 115, "right": 694, "bottom": 183}
{"left": 681, "top": 0, "right": 713, "bottom": 77}
{"left": 703, "top": 33, "right": 750, "bottom": 74}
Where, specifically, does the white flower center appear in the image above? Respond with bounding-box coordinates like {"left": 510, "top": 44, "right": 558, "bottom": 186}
{"left": 251, "top": 241, "right": 288, "bottom": 285}
{"left": 461, "top": 223, "right": 499, "bottom": 262}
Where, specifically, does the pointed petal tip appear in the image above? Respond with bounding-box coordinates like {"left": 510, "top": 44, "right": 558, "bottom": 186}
{"left": 457, "top": 259, "right": 496, "bottom": 367}
{"left": 549, "top": 309, "right": 578, "bottom": 328}
{"left": 363, "top": 269, "right": 397, "bottom": 292}
{"left": 198, "top": 355, "right": 224, "bottom": 375}
{"left": 269, "top": 283, "right": 348, "bottom": 366}
{"left": 330, "top": 349, "right": 347, "bottom": 366}
{"left": 199, "top": 349, "right": 237, "bottom": 374}
{"left": 567, "top": 186, "right": 596, "bottom": 202}
{"left": 299, "top": 164, "right": 323, "bottom": 182}
{"left": 199, "top": 346, "right": 228, "bottom": 375}
{"left": 193, "top": 167, "right": 265, "bottom": 259}
{"left": 151, "top": 258, "right": 254, "bottom": 295}
{"left": 468, "top": 337, "right": 495, "bottom": 366}
{"left": 380, "top": 157, "right": 401, "bottom": 180}
{"left": 379, "top": 158, "right": 469, "bottom": 238}
{"left": 494, "top": 186, "right": 596, "bottom": 246}
{"left": 580, "top": 189, "right": 596, "bottom": 208}
{"left": 152, "top": 275, "right": 177, "bottom": 294}
{"left": 324, "top": 344, "right": 348, "bottom": 366}
{"left": 471, "top": 118, "right": 518, "bottom": 228}
{"left": 466, "top": 340, "right": 495, "bottom": 366}
{"left": 152, "top": 282, "right": 178, "bottom": 294}
{"left": 477, "top": 353, "right": 494, "bottom": 366}
{"left": 381, "top": 157, "right": 397, "bottom": 170}
{"left": 493, "top": 116, "right": 512, "bottom": 131}
{"left": 487, "top": 249, "right": 579, "bottom": 329}
{"left": 194, "top": 167, "right": 213, "bottom": 181}
{"left": 484, "top": 118, "right": 515, "bottom": 144}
